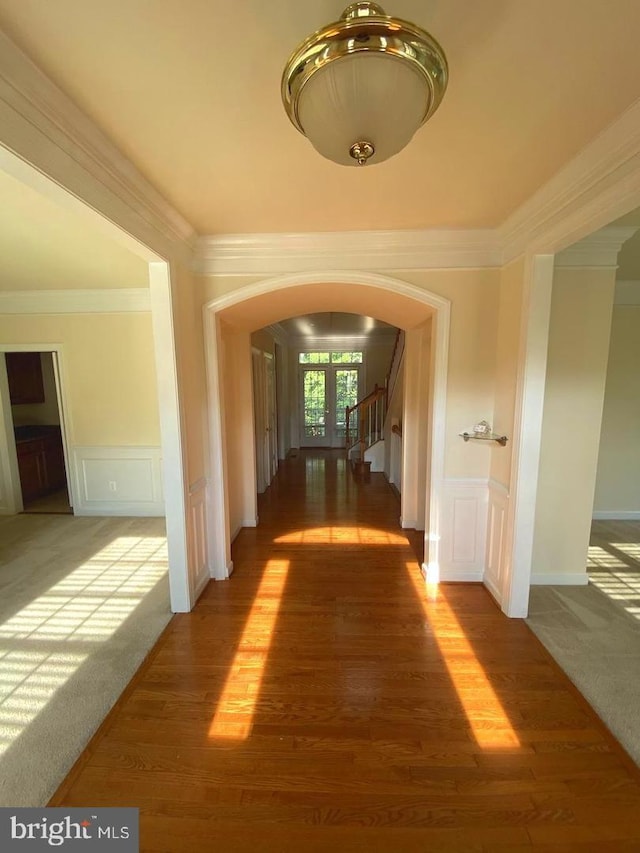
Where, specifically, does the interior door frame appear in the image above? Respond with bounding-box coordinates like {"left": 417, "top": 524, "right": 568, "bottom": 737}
{"left": 0, "top": 343, "right": 75, "bottom": 514}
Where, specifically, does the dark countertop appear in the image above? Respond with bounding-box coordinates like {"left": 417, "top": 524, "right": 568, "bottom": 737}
{"left": 14, "top": 424, "right": 61, "bottom": 442}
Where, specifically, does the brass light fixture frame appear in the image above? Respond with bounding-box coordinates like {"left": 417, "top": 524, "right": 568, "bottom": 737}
{"left": 281, "top": 2, "right": 448, "bottom": 149}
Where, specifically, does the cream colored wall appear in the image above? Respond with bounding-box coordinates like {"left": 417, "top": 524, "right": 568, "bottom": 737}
{"left": 399, "top": 270, "right": 500, "bottom": 480}
{"left": 532, "top": 266, "right": 616, "bottom": 578}
{"left": 490, "top": 257, "right": 526, "bottom": 489}
{"left": 171, "top": 265, "right": 209, "bottom": 485}
{"left": 365, "top": 338, "right": 396, "bottom": 395}
{"left": 251, "top": 329, "right": 276, "bottom": 354}
{"left": 221, "top": 322, "right": 256, "bottom": 536}
{"left": 593, "top": 304, "right": 640, "bottom": 513}
{"left": 0, "top": 313, "right": 160, "bottom": 445}
{"left": 201, "top": 269, "right": 501, "bottom": 481}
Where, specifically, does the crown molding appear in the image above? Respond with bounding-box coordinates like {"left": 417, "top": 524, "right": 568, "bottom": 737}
{"left": 554, "top": 226, "right": 638, "bottom": 268}
{"left": 499, "top": 97, "right": 640, "bottom": 262}
{"left": 194, "top": 229, "right": 503, "bottom": 276}
{"left": 263, "top": 323, "right": 290, "bottom": 346}
{"left": 0, "top": 288, "right": 151, "bottom": 314}
{"left": 615, "top": 280, "right": 640, "bottom": 305}
{"left": 0, "top": 31, "right": 196, "bottom": 260}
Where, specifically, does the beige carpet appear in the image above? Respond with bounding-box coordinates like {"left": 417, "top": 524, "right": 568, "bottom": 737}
{"left": 0, "top": 514, "right": 172, "bottom": 806}
{"left": 527, "top": 581, "right": 640, "bottom": 767}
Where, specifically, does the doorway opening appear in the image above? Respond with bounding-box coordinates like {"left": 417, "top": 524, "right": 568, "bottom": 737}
{"left": 204, "top": 272, "right": 450, "bottom": 585}
{"left": 5, "top": 350, "right": 72, "bottom": 514}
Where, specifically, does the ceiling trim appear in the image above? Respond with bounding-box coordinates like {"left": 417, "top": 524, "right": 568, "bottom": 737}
{"left": 194, "top": 229, "right": 503, "bottom": 276}
{"left": 0, "top": 288, "right": 151, "bottom": 314}
{"left": 499, "top": 97, "right": 640, "bottom": 261}
{"left": 554, "top": 226, "right": 639, "bottom": 268}
{"left": 0, "top": 31, "right": 195, "bottom": 259}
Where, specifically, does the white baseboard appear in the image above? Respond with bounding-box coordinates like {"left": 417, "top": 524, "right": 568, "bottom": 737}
{"left": 592, "top": 511, "right": 640, "bottom": 520}
{"left": 243, "top": 517, "right": 259, "bottom": 527}
{"left": 421, "top": 563, "right": 483, "bottom": 583}
{"left": 483, "top": 572, "right": 502, "bottom": 604}
{"left": 530, "top": 572, "right": 589, "bottom": 585}
{"left": 72, "top": 446, "right": 164, "bottom": 516}
{"left": 439, "top": 568, "right": 484, "bottom": 582}
{"left": 194, "top": 570, "right": 209, "bottom": 601}
{"left": 214, "top": 560, "right": 234, "bottom": 580}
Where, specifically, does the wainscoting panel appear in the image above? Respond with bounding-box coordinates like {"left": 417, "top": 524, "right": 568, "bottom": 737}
{"left": 439, "top": 479, "right": 488, "bottom": 581}
{"left": 72, "top": 446, "right": 164, "bottom": 516}
{"left": 189, "top": 478, "right": 210, "bottom": 599}
{"left": 485, "top": 480, "right": 509, "bottom": 604}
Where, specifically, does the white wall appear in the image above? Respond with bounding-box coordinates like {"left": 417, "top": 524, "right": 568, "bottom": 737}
{"left": 532, "top": 266, "right": 617, "bottom": 583}
{"left": 593, "top": 302, "right": 640, "bottom": 517}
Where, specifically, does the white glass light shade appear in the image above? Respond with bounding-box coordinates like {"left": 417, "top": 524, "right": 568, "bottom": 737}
{"left": 282, "top": 3, "right": 448, "bottom": 167}
{"left": 297, "top": 53, "right": 428, "bottom": 167}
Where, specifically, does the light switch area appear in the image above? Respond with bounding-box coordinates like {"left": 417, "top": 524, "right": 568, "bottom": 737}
{"left": 108, "top": 481, "right": 117, "bottom": 492}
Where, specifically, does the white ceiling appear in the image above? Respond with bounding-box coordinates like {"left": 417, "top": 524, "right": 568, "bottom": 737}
{"left": 276, "top": 312, "right": 397, "bottom": 339}
{"left": 0, "top": 1, "right": 639, "bottom": 235}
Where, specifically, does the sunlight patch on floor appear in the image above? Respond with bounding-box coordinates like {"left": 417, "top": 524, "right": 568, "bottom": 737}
{"left": 208, "top": 559, "right": 290, "bottom": 740}
{"left": 406, "top": 562, "right": 520, "bottom": 749}
{"left": 587, "top": 545, "right": 627, "bottom": 570}
{"left": 589, "top": 571, "right": 640, "bottom": 622}
{"left": 274, "top": 526, "right": 407, "bottom": 545}
{"left": 0, "top": 536, "right": 167, "bottom": 757}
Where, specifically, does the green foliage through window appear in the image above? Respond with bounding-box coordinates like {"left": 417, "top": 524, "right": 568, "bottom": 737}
{"left": 299, "top": 351, "right": 362, "bottom": 364}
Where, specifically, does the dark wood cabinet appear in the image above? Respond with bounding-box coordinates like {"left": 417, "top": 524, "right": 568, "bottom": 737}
{"left": 6, "top": 352, "right": 45, "bottom": 404}
{"left": 16, "top": 439, "right": 48, "bottom": 502}
{"left": 15, "top": 427, "right": 66, "bottom": 503}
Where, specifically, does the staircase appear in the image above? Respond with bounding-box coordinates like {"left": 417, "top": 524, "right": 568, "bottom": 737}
{"left": 345, "top": 329, "right": 405, "bottom": 479}
{"left": 345, "top": 384, "right": 386, "bottom": 476}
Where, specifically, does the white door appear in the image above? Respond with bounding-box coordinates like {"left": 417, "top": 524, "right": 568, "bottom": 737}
{"left": 264, "top": 354, "right": 278, "bottom": 480}
{"left": 252, "top": 349, "right": 277, "bottom": 493}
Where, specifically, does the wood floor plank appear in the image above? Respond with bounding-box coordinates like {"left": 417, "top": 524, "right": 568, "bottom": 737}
{"left": 49, "top": 450, "right": 640, "bottom": 851}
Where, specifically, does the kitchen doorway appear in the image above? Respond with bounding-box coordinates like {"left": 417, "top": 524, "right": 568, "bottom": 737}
{"left": 1, "top": 349, "right": 73, "bottom": 515}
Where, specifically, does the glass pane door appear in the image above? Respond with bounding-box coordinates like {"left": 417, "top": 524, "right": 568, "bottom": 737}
{"left": 334, "top": 369, "right": 359, "bottom": 446}
{"left": 301, "top": 368, "right": 329, "bottom": 446}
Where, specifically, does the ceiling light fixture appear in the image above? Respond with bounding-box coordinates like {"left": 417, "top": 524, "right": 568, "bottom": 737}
{"left": 281, "top": 2, "right": 448, "bottom": 167}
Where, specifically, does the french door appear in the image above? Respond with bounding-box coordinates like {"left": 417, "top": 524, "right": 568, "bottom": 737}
{"left": 300, "top": 365, "right": 360, "bottom": 447}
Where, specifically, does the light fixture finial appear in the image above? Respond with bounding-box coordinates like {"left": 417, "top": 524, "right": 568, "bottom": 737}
{"left": 341, "top": 2, "right": 386, "bottom": 21}
{"left": 350, "top": 141, "right": 375, "bottom": 166}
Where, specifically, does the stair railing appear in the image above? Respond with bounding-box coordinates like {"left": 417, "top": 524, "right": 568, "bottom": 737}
{"left": 345, "top": 384, "right": 386, "bottom": 459}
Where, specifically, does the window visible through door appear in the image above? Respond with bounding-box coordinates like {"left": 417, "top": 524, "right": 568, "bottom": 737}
{"left": 299, "top": 352, "right": 362, "bottom": 448}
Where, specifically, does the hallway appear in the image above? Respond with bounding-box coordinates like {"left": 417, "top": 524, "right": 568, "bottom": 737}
{"left": 52, "top": 451, "right": 640, "bottom": 851}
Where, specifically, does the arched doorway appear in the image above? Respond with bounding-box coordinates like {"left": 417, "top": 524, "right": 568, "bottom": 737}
{"left": 203, "top": 271, "right": 450, "bottom": 584}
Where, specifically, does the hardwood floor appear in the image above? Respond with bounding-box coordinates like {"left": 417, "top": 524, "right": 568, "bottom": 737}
{"left": 51, "top": 451, "right": 640, "bottom": 851}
